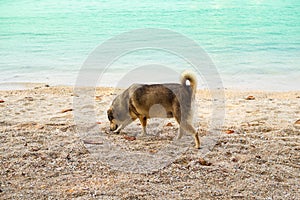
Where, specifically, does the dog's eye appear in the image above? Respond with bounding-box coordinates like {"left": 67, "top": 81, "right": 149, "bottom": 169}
{"left": 108, "top": 114, "right": 114, "bottom": 121}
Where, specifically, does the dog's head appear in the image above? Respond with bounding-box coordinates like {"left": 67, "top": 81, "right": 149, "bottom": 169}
{"left": 107, "top": 107, "right": 119, "bottom": 132}
{"left": 107, "top": 104, "right": 131, "bottom": 133}
{"left": 107, "top": 85, "right": 141, "bottom": 133}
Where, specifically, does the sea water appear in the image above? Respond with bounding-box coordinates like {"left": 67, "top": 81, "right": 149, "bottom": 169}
{"left": 0, "top": 0, "right": 299, "bottom": 90}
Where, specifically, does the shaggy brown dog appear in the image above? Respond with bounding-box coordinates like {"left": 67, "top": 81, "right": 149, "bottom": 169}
{"left": 107, "top": 71, "right": 200, "bottom": 148}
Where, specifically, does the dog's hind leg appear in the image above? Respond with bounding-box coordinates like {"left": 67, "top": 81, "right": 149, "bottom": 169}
{"left": 180, "top": 122, "right": 200, "bottom": 149}
{"left": 177, "top": 127, "right": 186, "bottom": 140}
{"left": 173, "top": 103, "right": 199, "bottom": 148}
{"left": 139, "top": 116, "right": 148, "bottom": 136}
{"left": 174, "top": 107, "right": 185, "bottom": 140}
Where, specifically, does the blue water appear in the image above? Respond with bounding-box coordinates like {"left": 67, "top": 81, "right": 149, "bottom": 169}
{"left": 1, "top": 0, "right": 299, "bottom": 90}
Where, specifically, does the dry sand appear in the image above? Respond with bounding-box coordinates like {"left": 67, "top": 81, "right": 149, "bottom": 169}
{"left": 0, "top": 85, "right": 299, "bottom": 199}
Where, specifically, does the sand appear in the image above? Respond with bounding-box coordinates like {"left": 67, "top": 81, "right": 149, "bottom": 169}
{"left": 0, "top": 84, "right": 299, "bottom": 199}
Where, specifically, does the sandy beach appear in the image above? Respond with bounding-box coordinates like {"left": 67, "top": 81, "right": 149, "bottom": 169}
{"left": 0, "top": 85, "right": 299, "bottom": 199}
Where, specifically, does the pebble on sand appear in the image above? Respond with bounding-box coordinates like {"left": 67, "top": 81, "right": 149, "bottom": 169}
{"left": 198, "top": 158, "right": 212, "bottom": 166}
{"left": 0, "top": 100, "right": 4, "bottom": 103}
{"left": 83, "top": 139, "right": 103, "bottom": 145}
{"left": 25, "top": 97, "right": 34, "bottom": 101}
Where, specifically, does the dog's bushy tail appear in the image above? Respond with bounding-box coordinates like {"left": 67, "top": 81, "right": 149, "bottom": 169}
{"left": 180, "top": 70, "right": 197, "bottom": 97}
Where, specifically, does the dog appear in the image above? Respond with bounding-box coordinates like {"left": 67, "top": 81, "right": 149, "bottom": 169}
{"left": 107, "top": 71, "right": 200, "bottom": 149}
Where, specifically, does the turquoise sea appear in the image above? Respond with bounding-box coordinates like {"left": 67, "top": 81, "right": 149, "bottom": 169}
{"left": 0, "top": 0, "right": 299, "bottom": 90}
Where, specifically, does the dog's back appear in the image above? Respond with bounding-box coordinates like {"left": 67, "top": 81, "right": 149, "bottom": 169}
{"left": 129, "top": 71, "right": 197, "bottom": 120}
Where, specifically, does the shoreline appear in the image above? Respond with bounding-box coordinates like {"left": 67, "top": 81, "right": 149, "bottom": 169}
{"left": 0, "top": 81, "right": 299, "bottom": 93}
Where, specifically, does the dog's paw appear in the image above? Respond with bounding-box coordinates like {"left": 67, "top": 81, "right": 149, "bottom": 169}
{"left": 176, "top": 135, "right": 183, "bottom": 140}
{"left": 140, "top": 131, "right": 147, "bottom": 137}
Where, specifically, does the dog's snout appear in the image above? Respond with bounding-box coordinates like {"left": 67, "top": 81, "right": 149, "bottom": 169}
{"left": 110, "top": 124, "right": 118, "bottom": 131}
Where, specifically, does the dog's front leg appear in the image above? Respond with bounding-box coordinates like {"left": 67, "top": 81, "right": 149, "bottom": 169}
{"left": 139, "top": 116, "right": 147, "bottom": 136}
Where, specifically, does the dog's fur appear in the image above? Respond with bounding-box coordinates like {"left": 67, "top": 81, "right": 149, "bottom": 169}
{"left": 107, "top": 71, "right": 200, "bottom": 148}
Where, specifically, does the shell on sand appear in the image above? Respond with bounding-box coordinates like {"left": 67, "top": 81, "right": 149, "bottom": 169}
{"left": 166, "top": 122, "right": 173, "bottom": 127}
{"left": 61, "top": 108, "right": 73, "bottom": 113}
{"left": 294, "top": 119, "right": 300, "bottom": 125}
{"left": 95, "top": 96, "right": 102, "bottom": 101}
{"left": 123, "top": 135, "right": 136, "bottom": 141}
{"left": 245, "top": 95, "right": 255, "bottom": 100}
{"left": 225, "top": 130, "right": 235, "bottom": 134}
{"left": 294, "top": 119, "right": 300, "bottom": 129}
